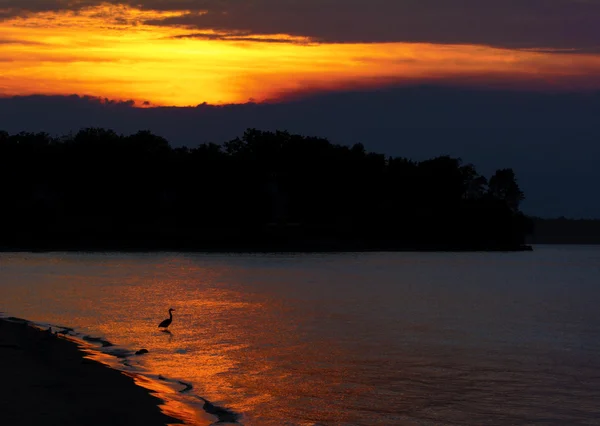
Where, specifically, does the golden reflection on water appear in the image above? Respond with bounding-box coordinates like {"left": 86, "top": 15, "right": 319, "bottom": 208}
{"left": 126, "top": 373, "right": 214, "bottom": 426}
{"left": 1, "top": 251, "right": 600, "bottom": 425}
{"left": 84, "top": 259, "right": 369, "bottom": 424}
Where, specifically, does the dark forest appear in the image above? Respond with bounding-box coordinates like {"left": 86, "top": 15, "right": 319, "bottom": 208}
{"left": 0, "top": 128, "right": 533, "bottom": 251}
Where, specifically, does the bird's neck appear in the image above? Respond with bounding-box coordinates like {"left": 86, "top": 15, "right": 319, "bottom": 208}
{"left": 169, "top": 311, "right": 173, "bottom": 319}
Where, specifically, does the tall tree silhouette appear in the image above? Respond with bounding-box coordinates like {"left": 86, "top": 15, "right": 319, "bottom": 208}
{"left": 488, "top": 168, "right": 525, "bottom": 211}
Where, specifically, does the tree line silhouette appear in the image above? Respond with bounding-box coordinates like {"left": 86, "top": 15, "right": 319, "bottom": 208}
{"left": 0, "top": 128, "right": 532, "bottom": 251}
{"left": 528, "top": 217, "right": 600, "bottom": 244}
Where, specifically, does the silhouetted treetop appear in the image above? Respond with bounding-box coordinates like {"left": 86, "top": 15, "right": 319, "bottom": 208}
{"left": 488, "top": 168, "right": 525, "bottom": 211}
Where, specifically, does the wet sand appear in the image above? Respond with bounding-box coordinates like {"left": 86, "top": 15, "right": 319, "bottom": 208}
{"left": 0, "top": 318, "right": 181, "bottom": 426}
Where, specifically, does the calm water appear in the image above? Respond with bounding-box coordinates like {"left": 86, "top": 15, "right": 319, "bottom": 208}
{"left": 1, "top": 246, "right": 599, "bottom": 425}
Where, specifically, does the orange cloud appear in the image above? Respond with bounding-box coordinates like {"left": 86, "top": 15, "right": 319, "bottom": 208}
{"left": 1, "top": 4, "right": 600, "bottom": 106}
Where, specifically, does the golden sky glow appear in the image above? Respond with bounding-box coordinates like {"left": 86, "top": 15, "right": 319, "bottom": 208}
{"left": 1, "top": 4, "right": 600, "bottom": 106}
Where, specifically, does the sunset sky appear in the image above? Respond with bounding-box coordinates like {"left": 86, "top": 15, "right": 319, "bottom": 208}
{"left": 2, "top": 0, "right": 600, "bottom": 106}
{"left": 2, "top": 1, "right": 600, "bottom": 218}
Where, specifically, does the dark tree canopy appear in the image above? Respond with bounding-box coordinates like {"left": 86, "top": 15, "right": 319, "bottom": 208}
{"left": 488, "top": 168, "right": 525, "bottom": 211}
{"left": 0, "top": 128, "right": 532, "bottom": 251}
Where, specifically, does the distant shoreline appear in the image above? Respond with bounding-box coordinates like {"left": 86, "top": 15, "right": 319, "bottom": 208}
{"left": 529, "top": 217, "right": 600, "bottom": 244}
{"left": 0, "top": 243, "right": 534, "bottom": 253}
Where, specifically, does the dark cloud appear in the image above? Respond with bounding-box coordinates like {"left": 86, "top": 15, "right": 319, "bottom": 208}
{"left": 0, "top": 0, "right": 96, "bottom": 15}
{"left": 170, "top": 31, "right": 312, "bottom": 44}
{"left": 0, "top": 38, "right": 45, "bottom": 45}
{"left": 1, "top": 87, "right": 599, "bottom": 218}
{"left": 2, "top": 0, "right": 600, "bottom": 50}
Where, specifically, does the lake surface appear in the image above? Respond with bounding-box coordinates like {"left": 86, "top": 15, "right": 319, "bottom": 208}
{"left": 1, "top": 246, "right": 599, "bottom": 425}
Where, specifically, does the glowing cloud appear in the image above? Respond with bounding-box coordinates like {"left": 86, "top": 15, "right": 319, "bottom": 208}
{"left": 1, "top": 4, "right": 600, "bottom": 106}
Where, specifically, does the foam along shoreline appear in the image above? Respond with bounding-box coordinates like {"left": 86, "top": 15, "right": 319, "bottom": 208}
{"left": 0, "top": 316, "right": 199, "bottom": 426}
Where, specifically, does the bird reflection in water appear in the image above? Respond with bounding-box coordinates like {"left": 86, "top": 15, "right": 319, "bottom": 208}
{"left": 160, "top": 329, "right": 173, "bottom": 344}
{"left": 162, "top": 329, "right": 173, "bottom": 342}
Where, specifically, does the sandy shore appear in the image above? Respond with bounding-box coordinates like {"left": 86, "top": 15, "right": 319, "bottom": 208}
{"left": 0, "top": 318, "right": 182, "bottom": 426}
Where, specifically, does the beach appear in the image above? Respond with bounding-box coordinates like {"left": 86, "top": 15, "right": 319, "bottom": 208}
{"left": 0, "top": 317, "right": 182, "bottom": 426}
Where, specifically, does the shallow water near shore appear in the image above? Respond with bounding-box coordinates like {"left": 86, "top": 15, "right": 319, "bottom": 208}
{"left": 1, "top": 246, "right": 600, "bottom": 425}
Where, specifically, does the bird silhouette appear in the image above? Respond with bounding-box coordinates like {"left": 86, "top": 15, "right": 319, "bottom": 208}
{"left": 158, "top": 308, "right": 175, "bottom": 329}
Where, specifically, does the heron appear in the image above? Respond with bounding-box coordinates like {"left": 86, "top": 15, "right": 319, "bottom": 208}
{"left": 158, "top": 308, "right": 175, "bottom": 329}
